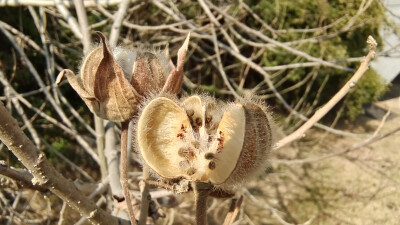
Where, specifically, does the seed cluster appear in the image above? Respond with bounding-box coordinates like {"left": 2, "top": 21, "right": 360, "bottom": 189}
{"left": 176, "top": 98, "right": 224, "bottom": 176}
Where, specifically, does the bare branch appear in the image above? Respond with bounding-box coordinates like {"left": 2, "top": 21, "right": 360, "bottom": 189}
{"left": 223, "top": 196, "right": 243, "bottom": 225}
{"left": 0, "top": 161, "right": 47, "bottom": 192}
{"left": 0, "top": 101, "right": 129, "bottom": 225}
{"left": 120, "top": 121, "right": 138, "bottom": 225}
{"left": 210, "top": 25, "right": 242, "bottom": 99}
{"left": 207, "top": 1, "right": 351, "bottom": 71}
{"left": 54, "top": 0, "right": 83, "bottom": 39}
{"left": 73, "top": 0, "right": 91, "bottom": 54}
{"left": 138, "top": 165, "right": 150, "bottom": 225}
{"left": 275, "top": 36, "right": 378, "bottom": 149}
{"left": 108, "top": 0, "right": 132, "bottom": 48}
{"left": 275, "top": 112, "right": 400, "bottom": 165}
{"left": 0, "top": 70, "right": 100, "bottom": 164}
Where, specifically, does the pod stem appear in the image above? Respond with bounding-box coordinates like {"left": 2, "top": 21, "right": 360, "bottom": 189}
{"left": 193, "top": 182, "right": 212, "bottom": 225}
{"left": 120, "top": 121, "right": 137, "bottom": 225}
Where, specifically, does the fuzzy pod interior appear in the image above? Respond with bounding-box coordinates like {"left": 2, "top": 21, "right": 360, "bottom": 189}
{"left": 137, "top": 95, "right": 272, "bottom": 187}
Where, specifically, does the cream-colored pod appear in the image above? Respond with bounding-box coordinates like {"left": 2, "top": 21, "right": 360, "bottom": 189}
{"left": 216, "top": 101, "right": 272, "bottom": 189}
{"left": 136, "top": 95, "right": 272, "bottom": 189}
{"left": 136, "top": 97, "right": 194, "bottom": 179}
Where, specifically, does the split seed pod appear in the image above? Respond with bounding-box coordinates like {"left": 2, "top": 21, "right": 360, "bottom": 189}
{"left": 56, "top": 32, "right": 190, "bottom": 122}
{"left": 137, "top": 95, "right": 272, "bottom": 189}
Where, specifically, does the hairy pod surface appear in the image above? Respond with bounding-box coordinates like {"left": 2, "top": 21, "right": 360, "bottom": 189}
{"left": 56, "top": 32, "right": 190, "bottom": 122}
{"left": 137, "top": 95, "right": 272, "bottom": 190}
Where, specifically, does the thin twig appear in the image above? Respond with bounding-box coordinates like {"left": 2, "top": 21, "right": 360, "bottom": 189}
{"left": 7, "top": 89, "right": 41, "bottom": 147}
{"left": 0, "top": 70, "right": 99, "bottom": 164}
{"left": 6, "top": 190, "right": 21, "bottom": 225}
{"left": 0, "top": 20, "right": 45, "bottom": 55}
{"left": 57, "top": 92, "right": 96, "bottom": 136}
{"left": 104, "top": 122, "right": 123, "bottom": 195}
{"left": 0, "top": 161, "right": 47, "bottom": 192}
{"left": 28, "top": 7, "right": 58, "bottom": 103}
{"left": 276, "top": 114, "right": 400, "bottom": 165}
{"left": 108, "top": 0, "right": 132, "bottom": 48}
{"left": 74, "top": 177, "right": 111, "bottom": 225}
{"left": 223, "top": 196, "right": 243, "bottom": 225}
{"left": 0, "top": 24, "right": 100, "bottom": 164}
{"left": 244, "top": 189, "right": 315, "bottom": 225}
{"left": 104, "top": 121, "right": 129, "bottom": 220}
{"left": 54, "top": 0, "right": 83, "bottom": 39}
{"left": 210, "top": 25, "right": 242, "bottom": 99}
{"left": 120, "top": 121, "right": 138, "bottom": 225}
{"left": 138, "top": 165, "right": 151, "bottom": 225}
{"left": 207, "top": 1, "right": 351, "bottom": 71}
{"left": 73, "top": 0, "right": 91, "bottom": 54}
{"left": 198, "top": 0, "right": 239, "bottom": 52}
{"left": 72, "top": 1, "right": 109, "bottom": 181}
{"left": 95, "top": 116, "right": 108, "bottom": 179}
{"left": 275, "top": 36, "right": 378, "bottom": 149}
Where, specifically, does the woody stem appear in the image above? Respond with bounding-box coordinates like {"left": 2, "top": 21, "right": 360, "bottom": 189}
{"left": 193, "top": 182, "right": 212, "bottom": 225}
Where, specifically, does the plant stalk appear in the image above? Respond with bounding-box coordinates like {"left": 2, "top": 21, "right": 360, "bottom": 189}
{"left": 120, "top": 121, "right": 137, "bottom": 225}
{"left": 138, "top": 165, "right": 151, "bottom": 225}
{"left": 193, "top": 182, "right": 212, "bottom": 225}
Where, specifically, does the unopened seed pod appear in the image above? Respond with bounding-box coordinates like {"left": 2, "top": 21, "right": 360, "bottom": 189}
{"left": 56, "top": 32, "right": 190, "bottom": 122}
{"left": 137, "top": 95, "right": 272, "bottom": 190}
{"left": 56, "top": 32, "right": 140, "bottom": 122}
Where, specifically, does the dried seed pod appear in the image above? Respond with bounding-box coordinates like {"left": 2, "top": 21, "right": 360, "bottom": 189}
{"left": 56, "top": 32, "right": 139, "bottom": 122}
{"left": 113, "top": 50, "right": 170, "bottom": 96}
{"left": 220, "top": 100, "right": 272, "bottom": 188}
{"left": 137, "top": 97, "right": 194, "bottom": 179}
{"left": 57, "top": 32, "right": 190, "bottom": 122}
{"left": 137, "top": 95, "right": 272, "bottom": 189}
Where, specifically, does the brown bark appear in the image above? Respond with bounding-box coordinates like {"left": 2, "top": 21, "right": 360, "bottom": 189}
{"left": 0, "top": 101, "right": 128, "bottom": 225}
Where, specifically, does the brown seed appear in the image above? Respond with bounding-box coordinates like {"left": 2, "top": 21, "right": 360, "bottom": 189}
{"left": 206, "top": 115, "right": 212, "bottom": 124}
{"left": 191, "top": 140, "right": 200, "bottom": 149}
{"left": 204, "top": 152, "right": 215, "bottom": 160}
{"left": 195, "top": 117, "right": 202, "bottom": 126}
{"left": 187, "top": 167, "right": 197, "bottom": 176}
{"left": 186, "top": 109, "right": 194, "bottom": 117}
{"left": 208, "top": 161, "right": 216, "bottom": 170}
{"left": 178, "top": 147, "right": 188, "bottom": 157}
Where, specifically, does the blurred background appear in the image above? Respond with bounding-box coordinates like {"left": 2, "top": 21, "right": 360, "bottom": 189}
{"left": 0, "top": 0, "right": 399, "bottom": 224}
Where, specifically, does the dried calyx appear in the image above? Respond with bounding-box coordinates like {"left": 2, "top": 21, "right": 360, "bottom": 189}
{"left": 137, "top": 95, "right": 272, "bottom": 191}
{"left": 56, "top": 32, "right": 190, "bottom": 122}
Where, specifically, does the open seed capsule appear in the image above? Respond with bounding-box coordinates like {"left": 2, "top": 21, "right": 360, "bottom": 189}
{"left": 137, "top": 95, "right": 272, "bottom": 188}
